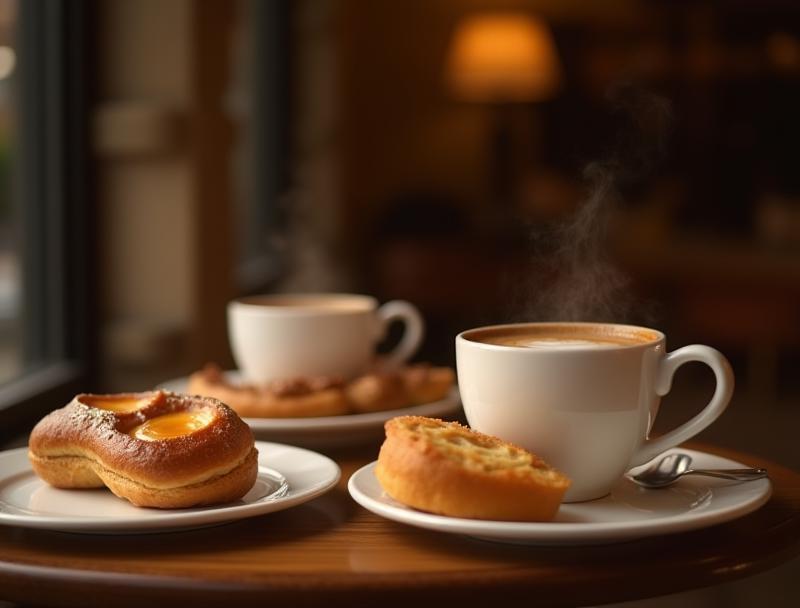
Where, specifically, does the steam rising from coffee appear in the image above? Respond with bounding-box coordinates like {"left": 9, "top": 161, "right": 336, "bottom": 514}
{"left": 521, "top": 85, "right": 673, "bottom": 323}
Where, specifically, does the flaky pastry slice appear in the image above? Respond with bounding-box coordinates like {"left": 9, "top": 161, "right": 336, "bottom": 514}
{"left": 375, "top": 416, "right": 570, "bottom": 521}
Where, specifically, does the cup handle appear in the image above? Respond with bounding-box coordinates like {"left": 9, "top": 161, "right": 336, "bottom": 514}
{"left": 629, "top": 344, "right": 734, "bottom": 467}
{"left": 376, "top": 300, "right": 425, "bottom": 367}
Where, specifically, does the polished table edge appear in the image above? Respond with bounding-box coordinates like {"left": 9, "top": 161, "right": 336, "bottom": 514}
{"left": 1, "top": 442, "right": 799, "bottom": 608}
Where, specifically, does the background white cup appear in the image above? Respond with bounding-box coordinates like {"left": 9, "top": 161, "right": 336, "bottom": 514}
{"left": 456, "top": 322, "right": 734, "bottom": 502}
{"left": 228, "top": 293, "right": 424, "bottom": 384}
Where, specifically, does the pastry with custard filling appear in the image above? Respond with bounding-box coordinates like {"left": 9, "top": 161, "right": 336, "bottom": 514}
{"left": 28, "top": 391, "right": 258, "bottom": 508}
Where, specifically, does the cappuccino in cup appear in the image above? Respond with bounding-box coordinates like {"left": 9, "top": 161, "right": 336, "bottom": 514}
{"left": 456, "top": 322, "right": 733, "bottom": 502}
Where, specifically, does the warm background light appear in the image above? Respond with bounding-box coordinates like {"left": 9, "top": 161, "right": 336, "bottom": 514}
{"left": 0, "top": 46, "right": 15, "bottom": 80}
{"left": 446, "top": 13, "right": 562, "bottom": 103}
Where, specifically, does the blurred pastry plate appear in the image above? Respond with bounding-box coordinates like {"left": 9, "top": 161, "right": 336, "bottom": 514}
{"left": 159, "top": 372, "right": 462, "bottom": 448}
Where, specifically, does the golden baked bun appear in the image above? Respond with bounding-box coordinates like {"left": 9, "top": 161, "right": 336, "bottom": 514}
{"left": 375, "top": 416, "right": 570, "bottom": 522}
{"left": 28, "top": 391, "right": 258, "bottom": 509}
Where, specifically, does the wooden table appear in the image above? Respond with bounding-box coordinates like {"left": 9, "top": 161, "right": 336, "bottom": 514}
{"left": 1, "top": 442, "right": 799, "bottom": 608}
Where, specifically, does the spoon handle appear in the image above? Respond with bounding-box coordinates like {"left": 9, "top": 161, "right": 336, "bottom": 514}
{"left": 686, "top": 468, "right": 768, "bottom": 481}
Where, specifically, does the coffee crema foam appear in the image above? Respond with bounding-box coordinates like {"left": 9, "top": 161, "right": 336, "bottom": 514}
{"left": 488, "top": 337, "right": 625, "bottom": 349}
{"left": 467, "top": 324, "right": 660, "bottom": 349}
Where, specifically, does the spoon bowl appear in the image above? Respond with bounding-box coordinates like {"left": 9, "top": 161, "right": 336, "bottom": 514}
{"left": 631, "top": 452, "right": 768, "bottom": 489}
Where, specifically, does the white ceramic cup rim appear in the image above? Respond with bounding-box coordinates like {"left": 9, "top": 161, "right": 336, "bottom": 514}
{"left": 457, "top": 321, "right": 665, "bottom": 352}
{"left": 228, "top": 293, "right": 378, "bottom": 317}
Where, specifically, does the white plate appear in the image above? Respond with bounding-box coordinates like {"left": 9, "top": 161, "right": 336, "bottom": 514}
{"left": 348, "top": 448, "right": 772, "bottom": 545}
{"left": 159, "top": 372, "right": 462, "bottom": 448}
{"left": 0, "top": 441, "right": 340, "bottom": 534}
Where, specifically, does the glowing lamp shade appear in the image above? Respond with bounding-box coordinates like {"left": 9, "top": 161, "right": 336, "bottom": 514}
{"left": 446, "top": 13, "right": 561, "bottom": 103}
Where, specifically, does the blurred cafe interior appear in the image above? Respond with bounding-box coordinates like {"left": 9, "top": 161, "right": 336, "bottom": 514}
{"left": 1, "top": 0, "right": 800, "bottom": 606}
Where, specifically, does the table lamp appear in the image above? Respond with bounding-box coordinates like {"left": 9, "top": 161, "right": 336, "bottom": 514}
{"left": 445, "top": 12, "right": 561, "bottom": 209}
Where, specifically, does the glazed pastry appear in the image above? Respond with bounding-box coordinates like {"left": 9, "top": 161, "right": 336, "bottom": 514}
{"left": 375, "top": 416, "right": 570, "bottom": 522}
{"left": 28, "top": 391, "right": 258, "bottom": 508}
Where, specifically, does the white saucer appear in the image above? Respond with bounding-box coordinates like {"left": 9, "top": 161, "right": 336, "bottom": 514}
{"left": 347, "top": 448, "right": 772, "bottom": 545}
{"left": 159, "top": 372, "right": 462, "bottom": 448}
{"left": 0, "top": 441, "right": 340, "bottom": 534}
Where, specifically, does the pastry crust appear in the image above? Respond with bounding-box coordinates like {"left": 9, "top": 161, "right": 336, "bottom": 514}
{"left": 28, "top": 391, "right": 258, "bottom": 508}
{"left": 375, "top": 416, "right": 570, "bottom": 522}
{"left": 188, "top": 363, "right": 455, "bottom": 418}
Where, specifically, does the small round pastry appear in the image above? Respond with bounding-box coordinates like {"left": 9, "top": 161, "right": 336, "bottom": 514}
{"left": 345, "top": 372, "right": 409, "bottom": 413}
{"left": 401, "top": 365, "right": 455, "bottom": 405}
{"left": 346, "top": 364, "right": 455, "bottom": 412}
{"left": 187, "top": 364, "right": 350, "bottom": 418}
{"left": 28, "top": 391, "right": 258, "bottom": 509}
{"left": 375, "top": 416, "right": 570, "bottom": 522}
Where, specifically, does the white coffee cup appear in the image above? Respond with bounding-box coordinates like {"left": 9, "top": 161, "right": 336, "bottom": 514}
{"left": 228, "top": 293, "right": 424, "bottom": 384}
{"left": 456, "top": 322, "right": 734, "bottom": 502}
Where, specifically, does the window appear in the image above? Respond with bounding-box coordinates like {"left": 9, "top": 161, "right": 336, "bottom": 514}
{"left": 0, "top": 0, "right": 90, "bottom": 442}
{"left": 0, "top": 1, "right": 20, "bottom": 385}
{"left": 230, "top": 0, "right": 291, "bottom": 294}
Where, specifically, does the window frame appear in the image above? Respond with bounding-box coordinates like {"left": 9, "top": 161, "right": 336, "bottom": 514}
{"left": 0, "top": 0, "right": 93, "bottom": 444}
{"left": 233, "top": 0, "right": 292, "bottom": 295}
